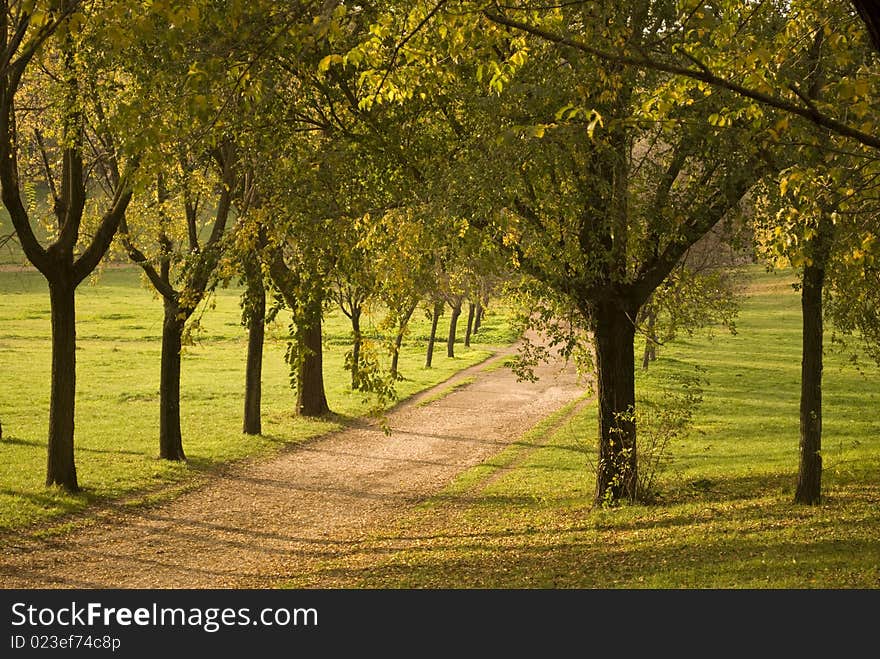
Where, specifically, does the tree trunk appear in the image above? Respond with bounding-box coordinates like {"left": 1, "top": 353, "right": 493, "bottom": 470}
{"left": 425, "top": 299, "right": 443, "bottom": 368}
{"left": 297, "top": 303, "right": 329, "bottom": 417}
{"left": 391, "top": 330, "right": 405, "bottom": 379}
{"left": 795, "top": 218, "right": 833, "bottom": 505}
{"left": 473, "top": 300, "right": 483, "bottom": 334}
{"left": 350, "top": 306, "right": 362, "bottom": 389}
{"left": 447, "top": 298, "right": 462, "bottom": 358}
{"left": 464, "top": 302, "right": 476, "bottom": 347}
{"left": 641, "top": 308, "right": 657, "bottom": 370}
{"left": 159, "top": 298, "right": 186, "bottom": 460}
{"left": 46, "top": 275, "right": 78, "bottom": 491}
{"left": 390, "top": 302, "right": 417, "bottom": 380}
{"left": 593, "top": 297, "right": 639, "bottom": 505}
{"left": 852, "top": 0, "right": 880, "bottom": 53}
{"left": 243, "top": 264, "right": 265, "bottom": 436}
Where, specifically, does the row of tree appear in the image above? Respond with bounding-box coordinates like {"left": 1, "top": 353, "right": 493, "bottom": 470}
{"left": 2, "top": 1, "right": 879, "bottom": 509}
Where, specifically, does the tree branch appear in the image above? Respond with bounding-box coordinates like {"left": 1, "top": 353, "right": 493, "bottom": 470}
{"left": 483, "top": 10, "right": 880, "bottom": 152}
{"left": 73, "top": 161, "right": 137, "bottom": 285}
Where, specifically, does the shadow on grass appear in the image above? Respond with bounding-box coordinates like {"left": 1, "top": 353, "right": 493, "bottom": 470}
{"left": 0, "top": 486, "right": 91, "bottom": 516}
{"left": 289, "top": 475, "right": 880, "bottom": 588}
{"left": 315, "top": 534, "right": 880, "bottom": 588}
{"left": 0, "top": 434, "right": 152, "bottom": 457}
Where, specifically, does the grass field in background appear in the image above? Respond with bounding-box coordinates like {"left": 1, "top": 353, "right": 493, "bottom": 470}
{"left": 0, "top": 265, "right": 517, "bottom": 534}
{"left": 284, "top": 265, "right": 880, "bottom": 588}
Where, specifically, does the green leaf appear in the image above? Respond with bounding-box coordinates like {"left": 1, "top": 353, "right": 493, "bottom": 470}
{"left": 554, "top": 104, "right": 575, "bottom": 121}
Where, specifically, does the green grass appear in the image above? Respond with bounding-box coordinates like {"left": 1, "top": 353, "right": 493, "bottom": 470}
{"left": 0, "top": 265, "right": 517, "bottom": 535}
{"left": 282, "top": 265, "right": 880, "bottom": 589}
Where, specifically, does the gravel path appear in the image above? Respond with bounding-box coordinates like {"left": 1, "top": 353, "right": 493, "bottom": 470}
{"left": 0, "top": 345, "right": 583, "bottom": 588}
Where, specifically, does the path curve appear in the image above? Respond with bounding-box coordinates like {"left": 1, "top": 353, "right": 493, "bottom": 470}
{"left": 0, "top": 344, "right": 583, "bottom": 588}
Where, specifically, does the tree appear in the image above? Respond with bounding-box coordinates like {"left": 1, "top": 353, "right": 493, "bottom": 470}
{"left": 364, "top": 207, "right": 438, "bottom": 380}
{"left": 266, "top": 233, "right": 331, "bottom": 418}
{"left": 254, "top": 0, "right": 443, "bottom": 408}
{"left": 119, "top": 145, "right": 240, "bottom": 459}
{"left": 241, "top": 245, "right": 266, "bottom": 435}
{"left": 424, "top": 294, "right": 444, "bottom": 369}
{"left": 225, "top": 182, "right": 267, "bottom": 437}
{"left": 470, "top": 11, "right": 765, "bottom": 503}
{"left": 475, "top": 0, "right": 880, "bottom": 506}
{"left": 339, "top": 1, "right": 774, "bottom": 503}
{"left": 0, "top": 2, "right": 138, "bottom": 490}
{"left": 214, "top": 194, "right": 266, "bottom": 436}
{"left": 753, "top": 142, "right": 876, "bottom": 504}
{"left": 330, "top": 214, "right": 379, "bottom": 390}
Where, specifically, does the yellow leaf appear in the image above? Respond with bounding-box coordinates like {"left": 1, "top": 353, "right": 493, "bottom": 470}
{"left": 524, "top": 125, "right": 546, "bottom": 139}
{"left": 586, "top": 110, "right": 603, "bottom": 139}
{"left": 318, "top": 54, "right": 342, "bottom": 73}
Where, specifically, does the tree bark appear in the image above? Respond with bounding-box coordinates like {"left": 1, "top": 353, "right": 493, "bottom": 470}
{"left": 390, "top": 301, "right": 417, "bottom": 380}
{"left": 243, "top": 262, "right": 265, "bottom": 435}
{"left": 593, "top": 296, "right": 639, "bottom": 504}
{"left": 852, "top": 0, "right": 880, "bottom": 53}
{"left": 795, "top": 218, "right": 833, "bottom": 505}
{"left": 425, "top": 299, "right": 443, "bottom": 368}
{"left": 159, "top": 298, "right": 186, "bottom": 460}
{"left": 473, "top": 300, "right": 484, "bottom": 334}
{"left": 46, "top": 274, "right": 78, "bottom": 490}
{"left": 297, "top": 302, "right": 329, "bottom": 417}
{"left": 350, "top": 305, "right": 362, "bottom": 389}
{"left": 641, "top": 308, "right": 657, "bottom": 370}
{"left": 391, "top": 330, "right": 405, "bottom": 379}
{"left": 464, "top": 302, "right": 476, "bottom": 347}
{"left": 446, "top": 298, "right": 462, "bottom": 358}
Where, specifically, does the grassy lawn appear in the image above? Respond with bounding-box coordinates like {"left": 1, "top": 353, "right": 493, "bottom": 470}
{"left": 283, "top": 265, "right": 880, "bottom": 589}
{"left": 0, "top": 264, "right": 517, "bottom": 534}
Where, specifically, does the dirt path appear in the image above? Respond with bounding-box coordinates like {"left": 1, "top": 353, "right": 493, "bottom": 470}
{"left": 0, "top": 345, "right": 583, "bottom": 589}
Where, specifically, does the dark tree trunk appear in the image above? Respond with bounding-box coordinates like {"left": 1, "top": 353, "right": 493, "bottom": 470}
{"left": 297, "top": 304, "right": 329, "bottom": 417}
{"left": 159, "top": 298, "right": 186, "bottom": 460}
{"left": 795, "top": 218, "right": 833, "bottom": 505}
{"left": 852, "top": 0, "right": 880, "bottom": 53}
{"left": 265, "top": 249, "right": 329, "bottom": 417}
{"left": 46, "top": 275, "right": 78, "bottom": 491}
{"left": 350, "top": 306, "right": 362, "bottom": 389}
{"left": 391, "top": 331, "right": 405, "bottom": 379}
{"left": 390, "top": 302, "right": 417, "bottom": 380}
{"left": 473, "top": 300, "right": 483, "bottom": 334}
{"left": 464, "top": 302, "right": 476, "bottom": 347}
{"left": 425, "top": 299, "right": 443, "bottom": 368}
{"left": 593, "top": 297, "right": 639, "bottom": 505}
{"left": 243, "top": 264, "right": 265, "bottom": 435}
{"left": 447, "top": 298, "right": 462, "bottom": 358}
{"left": 641, "top": 308, "right": 657, "bottom": 370}
{"left": 796, "top": 262, "right": 824, "bottom": 504}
